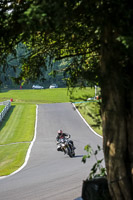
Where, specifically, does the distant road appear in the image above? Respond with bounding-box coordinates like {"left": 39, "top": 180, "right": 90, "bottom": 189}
{"left": 0, "top": 103, "right": 103, "bottom": 200}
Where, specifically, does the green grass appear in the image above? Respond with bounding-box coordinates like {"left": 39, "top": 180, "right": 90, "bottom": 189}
{"left": 0, "top": 87, "right": 102, "bottom": 176}
{"left": 76, "top": 102, "right": 102, "bottom": 135}
{"left": 0, "top": 103, "right": 36, "bottom": 176}
{"left": 0, "top": 143, "right": 30, "bottom": 176}
{"left": 0, "top": 87, "right": 94, "bottom": 104}
{"left": 0, "top": 104, "right": 36, "bottom": 145}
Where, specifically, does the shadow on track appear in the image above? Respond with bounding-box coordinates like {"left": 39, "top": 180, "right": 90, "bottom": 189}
{"left": 74, "top": 155, "right": 83, "bottom": 158}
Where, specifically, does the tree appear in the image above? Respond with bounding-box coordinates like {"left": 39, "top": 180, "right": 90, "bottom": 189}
{"left": 0, "top": 1, "right": 133, "bottom": 199}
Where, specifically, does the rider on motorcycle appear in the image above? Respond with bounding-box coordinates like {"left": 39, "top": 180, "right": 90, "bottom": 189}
{"left": 56, "top": 130, "right": 75, "bottom": 151}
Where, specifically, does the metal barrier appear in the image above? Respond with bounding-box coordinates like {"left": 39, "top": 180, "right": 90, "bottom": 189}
{"left": 0, "top": 100, "right": 11, "bottom": 122}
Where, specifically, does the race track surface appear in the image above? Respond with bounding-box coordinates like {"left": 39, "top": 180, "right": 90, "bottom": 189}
{"left": 0, "top": 103, "right": 103, "bottom": 200}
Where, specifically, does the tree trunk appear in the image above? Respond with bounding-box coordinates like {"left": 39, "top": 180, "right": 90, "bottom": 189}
{"left": 100, "top": 26, "right": 133, "bottom": 200}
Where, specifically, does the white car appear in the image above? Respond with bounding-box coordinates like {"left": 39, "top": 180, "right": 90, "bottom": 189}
{"left": 32, "top": 85, "right": 44, "bottom": 89}
{"left": 49, "top": 84, "right": 58, "bottom": 89}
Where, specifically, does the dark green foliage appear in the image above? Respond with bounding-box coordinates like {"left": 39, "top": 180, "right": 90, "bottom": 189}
{"left": 1, "top": 0, "right": 133, "bottom": 88}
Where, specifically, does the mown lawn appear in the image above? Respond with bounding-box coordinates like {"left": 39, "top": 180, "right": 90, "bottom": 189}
{"left": 0, "top": 104, "right": 36, "bottom": 145}
{"left": 0, "top": 104, "right": 36, "bottom": 176}
{"left": 0, "top": 87, "right": 94, "bottom": 104}
{"left": 0, "top": 143, "right": 30, "bottom": 176}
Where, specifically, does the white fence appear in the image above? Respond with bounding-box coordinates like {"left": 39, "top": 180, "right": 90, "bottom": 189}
{"left": 0, "top": 100, "right": 11, "bottom": 122}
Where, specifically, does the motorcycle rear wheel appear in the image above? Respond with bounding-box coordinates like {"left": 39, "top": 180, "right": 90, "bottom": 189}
{"left": 68, "top": 147, "right": 75, "bottom": 158}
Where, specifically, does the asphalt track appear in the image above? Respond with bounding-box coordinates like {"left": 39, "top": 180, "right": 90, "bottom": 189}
{"left": 0, "top": 103, "right": 103, "bottom": 200}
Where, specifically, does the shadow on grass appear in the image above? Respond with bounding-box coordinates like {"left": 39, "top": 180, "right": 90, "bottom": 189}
{"left": 0, "top": 89, "right": 10, "bottom": 93}
{"left": 0, "top": 105, "right": 16, "bottom": 131}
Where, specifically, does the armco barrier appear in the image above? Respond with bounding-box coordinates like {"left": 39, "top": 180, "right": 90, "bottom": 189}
{"left": 0, "top": 100, "right": 11, "bottom": 122}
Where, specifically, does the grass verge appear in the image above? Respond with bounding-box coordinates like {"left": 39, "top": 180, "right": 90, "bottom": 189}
{"left": 0, "top": 103, "right": 36, "bottom": 176}
{"left": 0, "top": 143, "right": 30, "bottom": 176}
{"left": 75, "top": 101, "right": 102, "bottom": 136}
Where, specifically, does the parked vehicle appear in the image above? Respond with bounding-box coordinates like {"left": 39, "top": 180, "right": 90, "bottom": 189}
{"left": 32, "top": 85, "right": 44, "bottom": 89}
{"left": 49, "top": 84, "right": 58, "bottom": 89}
{"left": 56, "top": 138, "right": 75, "bottom": 158}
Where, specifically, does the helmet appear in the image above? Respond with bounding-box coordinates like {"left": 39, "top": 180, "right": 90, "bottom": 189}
{"left": 58, "top": 130, "right": 63, "bottom": 134}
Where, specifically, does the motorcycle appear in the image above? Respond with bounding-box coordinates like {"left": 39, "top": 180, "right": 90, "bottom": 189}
{"left": 57, "top": 138, "right": 75, "bottom": 158}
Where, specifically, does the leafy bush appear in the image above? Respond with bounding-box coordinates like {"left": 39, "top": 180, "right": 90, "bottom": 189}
{"left": 82, "top": 144, "right": 107, "bottom": 179}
